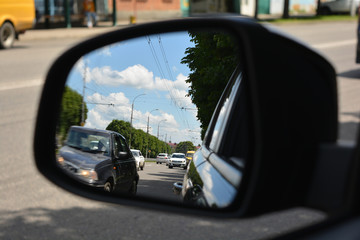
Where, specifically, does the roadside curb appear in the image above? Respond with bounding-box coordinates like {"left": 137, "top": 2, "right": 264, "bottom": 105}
{"left": 19, "top": 21, "right": 136, "bottom": 41}
{"left": 21, "top": 26, "right": 122, "bottom": 41}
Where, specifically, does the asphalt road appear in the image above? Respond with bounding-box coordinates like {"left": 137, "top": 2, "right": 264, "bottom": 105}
{"left": 137, "top": 161, "right": 184, "bottom": 202}
{"left": 1, "top": 20, "right": 359, "bottom": 240}
{"left": 273, "top": 21, "right": 360, "bottom": 141}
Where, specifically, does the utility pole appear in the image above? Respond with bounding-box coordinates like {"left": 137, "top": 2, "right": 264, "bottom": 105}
{"left": 129, "top": 94, "right": 145, "bottom": 148}
{"left": 146, "top": 109, "right": 158, "bottom": 159}
{"left": 113, "top": 0, "right": 117, "bottom": 26}
{"left": 81, "top": 61, "right": 87, "bottom": 126}
{"left": 64, "top": 0, "right": 71, "bottom": 28}
{"left": 157, "top": 119, "right": 167, "bottom": 139}
{"left": 44, "top": 0, "right": 50, "bottom": 28}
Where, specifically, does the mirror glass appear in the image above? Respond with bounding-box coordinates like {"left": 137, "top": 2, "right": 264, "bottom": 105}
{"left": 56, "top": 30, "right": 242, "bottom": 207}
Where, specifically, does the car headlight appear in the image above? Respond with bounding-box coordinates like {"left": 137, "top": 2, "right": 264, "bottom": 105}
{"left": 57, "top": 156, "right": 64, "bottom": 165}
{"left": 79, "top": 169, "right": 98, "bottom": 180}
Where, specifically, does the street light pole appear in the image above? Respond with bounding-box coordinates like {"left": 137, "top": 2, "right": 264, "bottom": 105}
{"left": 157, "top": 119, "right": 167, "bottom": 139}
{"left": 129, "top": 93, "right": 145, "bottom": 148}
{"left": 146, "top": 108, "right": 158, "bottom": 159}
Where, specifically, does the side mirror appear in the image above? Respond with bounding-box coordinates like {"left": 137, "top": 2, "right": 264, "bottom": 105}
{"left": 35, "top": 17, "right": 353, "bottom": 218}
{"left": 173, "top": 182, "right": 183, "bottom": 195}
{"left": 118, "top": 151, "right": 129, "bottom": 159}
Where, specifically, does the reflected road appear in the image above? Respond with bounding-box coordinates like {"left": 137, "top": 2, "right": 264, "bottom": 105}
{"left": 138, "top": 161, "right": 185, "bottom": 202}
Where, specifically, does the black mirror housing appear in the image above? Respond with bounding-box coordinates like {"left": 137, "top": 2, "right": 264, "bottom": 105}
{"left": 34, "top": 16, "right": 342, "bottom": 218}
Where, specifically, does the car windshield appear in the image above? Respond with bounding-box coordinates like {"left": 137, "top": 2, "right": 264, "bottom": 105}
{"left": 66, "top": 128, "right": 110, "bottom": 155}
{"left": 172, "top": 154, "right": 184, "bottom": 158}
{"left": 186, "top": 153, "right": 194, "bottom": 157}
{"left": 132, "top": 151, "right": 139, "bottom": 157}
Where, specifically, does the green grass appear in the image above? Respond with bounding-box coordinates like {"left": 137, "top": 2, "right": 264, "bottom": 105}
{"left": 259, "top": 15, "right": 357, "bottom": 24}
{"left": 145, "top": 159, "right": 156, "bottom": 162}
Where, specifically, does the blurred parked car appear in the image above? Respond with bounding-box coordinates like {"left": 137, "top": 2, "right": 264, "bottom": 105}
{"left": 319, "top": 0, "right": 359, "bottom": 14}
{"left": 156, "top": 153, "right": 169, "bottom": 164}
{"left": 168, "top": 153, "right": 187, "bottom": 169}
{"left": 131, "top": 149, "right": 145, "bottom": 170}
{"left": 57, "top": 126, "right": 139, "bottom": 194}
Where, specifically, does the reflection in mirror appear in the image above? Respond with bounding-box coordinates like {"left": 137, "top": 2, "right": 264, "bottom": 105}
{"left": 56, "top": 30, "right": 242, "bottom": 207}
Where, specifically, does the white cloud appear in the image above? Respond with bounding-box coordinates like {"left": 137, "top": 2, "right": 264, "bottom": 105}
{"left": 81, "top": 64, "right": 190, "bottom": 93}
{"left": 74, "top": 58, "right": 92, "bottom": 84}
{"left": 98, "top": 46, "right": 111, "bottom": 56}
{"left": 78, "top": 64, "right": 202, "bottom": 144}
{"left": 86, "top": 92, "right": 130, "bottom": 107}
{"left": 84, "top": 92, "right": 186, "bottom": 140}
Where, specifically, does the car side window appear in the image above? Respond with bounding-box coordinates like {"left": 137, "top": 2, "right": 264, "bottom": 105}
{"left": 208, "top": 72, "right": 242, "bottom": 153}
{"left": 113, "top": 134, "right": 128, "bottom": 158}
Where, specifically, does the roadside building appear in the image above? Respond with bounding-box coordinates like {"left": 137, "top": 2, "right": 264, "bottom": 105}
{"left": 34, "top": 0, "right": 187, "bottom": 27}
{"left": 190, "top": 0, "right": 317, "bottom": 17}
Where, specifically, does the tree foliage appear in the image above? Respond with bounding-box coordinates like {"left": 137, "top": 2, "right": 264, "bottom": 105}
{"left": 57, "top": 86, "right": 87, "bottom": 141}
{"left": 175, "top": 141, "right": 196, "bottom": 154}
{"left": 181, "top": 32, "right": 239, "bottom": 139}
{"left": 106, "top": 119, "right": 171, "bottom": 158}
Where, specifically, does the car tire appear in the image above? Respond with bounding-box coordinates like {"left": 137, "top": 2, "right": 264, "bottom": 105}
{"left": 104, "top": 180, "right": 113, "bottom": 192}
{"left": 169, "top": 165, "right": 173, "bottom": 169}
{"left": 129, "top": 180, "right": 137, "bottom": 195}
{"left": 0, "top": 22, "right": 16, "bottom": 49}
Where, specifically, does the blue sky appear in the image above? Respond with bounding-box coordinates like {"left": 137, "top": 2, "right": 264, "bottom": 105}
{"left": 66, "top": 31, "right": 201, "bottom": 145}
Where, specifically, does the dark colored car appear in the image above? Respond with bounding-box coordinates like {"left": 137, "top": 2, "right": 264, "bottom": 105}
{"left": 57, "top": 126, "right": 139, "bottom": 194}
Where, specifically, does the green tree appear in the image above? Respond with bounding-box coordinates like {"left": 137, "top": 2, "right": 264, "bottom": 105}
{"left": 181, "top": 32, "right": 238, "bottom": 139}
{"left": 106, "top": 120, "right": 132, "bottom": 141}
{"left": 57, "top": 86, "right": 87, "bottom": 141}
{"left": 106, "top": 119, "right": 169, "bottom": 158}
{"left": 175, "top": 141, "right": 196, "bottom": 154}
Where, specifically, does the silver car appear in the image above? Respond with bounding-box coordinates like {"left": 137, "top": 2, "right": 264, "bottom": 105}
{"left": 156, "top": 153, "right": 169, "bottom": 164}
{"left": 131, "top": 149, "right": 145, "bottom": 170}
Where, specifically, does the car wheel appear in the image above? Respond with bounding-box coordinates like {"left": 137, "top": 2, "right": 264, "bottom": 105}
{"left": 169, "top": 165, "right": 173, "bottom": 169}
{"left": 129, "top": 180, "right": 137, "bottom": 195}
{"left": 0, "top": 22, "right": 16, "bottom": 49}
{"left": 104, "top": 180, "right": 113, "bottom": 192}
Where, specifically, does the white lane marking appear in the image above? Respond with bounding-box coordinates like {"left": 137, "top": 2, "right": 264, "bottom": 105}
{"left": 0, "top": 79, "right": 44, "bottom": 91}
{"left": 313, "top": 39, "right": 357, "bottom": 49}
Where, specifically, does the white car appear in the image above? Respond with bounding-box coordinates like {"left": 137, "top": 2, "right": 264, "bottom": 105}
{"left": 131, "top": 149, "right": 145, "bottom": 170}
{"left": 156, "top": 153, "right": 169, "bottom": 164}
{"left": 168, "top": 153, "right": 186, "bottom": 169}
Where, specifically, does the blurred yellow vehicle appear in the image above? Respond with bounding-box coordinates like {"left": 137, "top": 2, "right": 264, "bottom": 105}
{"left": 0, "top": 0, "right": 35, "bottom": 49}
{"left": 185, "top": 150, "right": 195, "bottom": 167}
